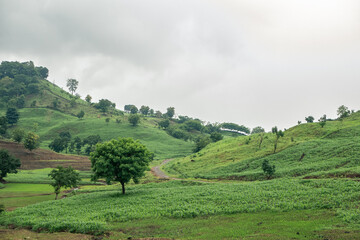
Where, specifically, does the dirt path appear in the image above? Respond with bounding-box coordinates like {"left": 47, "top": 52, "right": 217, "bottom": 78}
{"left": 151, "top": 159, "right": 173, "bottom": 179}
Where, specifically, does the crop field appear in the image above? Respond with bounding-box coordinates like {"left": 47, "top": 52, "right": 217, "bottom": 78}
{"left": 1, "top": 179, "right": 359, "bottom": 237}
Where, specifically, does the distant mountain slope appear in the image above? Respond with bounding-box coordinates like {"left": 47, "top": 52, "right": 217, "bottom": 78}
{"left": 164, "top": 113, "right": 360, "bottom": 180}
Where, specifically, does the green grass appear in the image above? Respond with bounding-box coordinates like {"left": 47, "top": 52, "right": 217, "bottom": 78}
{"left": 107, "top": 209, "right": 356, "bottom": 240}
{"left": 0, "top": 183, "right": 56, "bottom": 210}
{"left": 1, "top": 179, "right": 359, "bottom": 234}
{"left": 14, "top": 108, "right": 194, "bottom": 160}
{"left": 164, "top": 118, "right": 360, "bottom": 179}
{"left": 4, "top": 168, "right": 98, "bottom": 185}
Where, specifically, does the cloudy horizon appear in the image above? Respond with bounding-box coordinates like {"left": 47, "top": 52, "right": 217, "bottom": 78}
{"left": 1, "top": 0, "right": 359, "bottom": 131}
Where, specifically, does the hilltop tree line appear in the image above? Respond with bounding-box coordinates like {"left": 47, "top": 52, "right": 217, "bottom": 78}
{"left": 0, "top": 61, "right": 48, "bottom": 109}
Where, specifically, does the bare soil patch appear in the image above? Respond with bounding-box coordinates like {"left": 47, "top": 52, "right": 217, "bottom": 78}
{"left": 0, "top": 140, "right": 91, "bottom": 170}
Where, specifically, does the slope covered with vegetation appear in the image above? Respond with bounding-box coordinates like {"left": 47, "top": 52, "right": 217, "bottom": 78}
{"left": 164, "top": 112, "right": 360, "bottom": 180}
{"left": 0, "top": 61, "right": 195, "bottom": 159}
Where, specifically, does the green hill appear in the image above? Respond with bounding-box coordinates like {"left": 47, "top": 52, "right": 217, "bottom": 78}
{"left": 164, "top": 113, "right": 360, "bottom": 179}
{"left": 0, "top": 61, "right": 194, "bottom": 159}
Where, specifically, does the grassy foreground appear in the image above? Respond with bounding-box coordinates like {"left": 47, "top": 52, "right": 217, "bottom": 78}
{"left": 1, "top": 179, "right": 359, "bottom": 236}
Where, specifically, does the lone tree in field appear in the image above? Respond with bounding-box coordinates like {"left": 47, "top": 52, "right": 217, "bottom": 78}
{"left": 318, "top": 114, "right": 327, "bottom": 128}
{"left": 128, "top": 114, "right": 140, "bottom": 126}
{"left": 262, "top": 159, "right": 275, "bottom": 179}
{"left": 48, "top": 166, "right": 81, "bottom": 200}
{"left": 90, "top": 138, "right": 153, "bottom": 194}
{"left": 66, "top": 78, "right": 78, "bottom": 95}
{"left": 337, "top": 105, "right": 350, "bottom": 119}
{"left": 0, "top": 149, "right": 21, "bottom": 182}
{"left": 272, "top": 126, "right": 284, "bottom": 153}
{"left": 23, "top": 132, "right": 39, "bottom": 152}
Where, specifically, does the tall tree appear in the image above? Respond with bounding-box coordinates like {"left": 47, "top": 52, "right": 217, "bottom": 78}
{"left": 90, "top": 138, "right": 153, "bottom": 194}
{"left": 166, "top": 107, "right": 175, "bottom": 118}
{"left": 140, "top": 105, "right": 150, "bottom": 115}
{"left": 0, "top": 149, "right": 21, "bottom": 182}
{"left": 66, "top": 78, "right": 78, "bottom": 95}
{"left": 6, "top": 108, "right": 19, "bottom": 125}
{"left": 0, "top": 116, "right": 7, "bottom": 135}
{"left": 318, "top": 114, "right": 327, "bottom": 128}
{"left": 85, "top": 94, "right": 92, "bottom": 103}
{"left": 337, "top": 105, "right": 350, "bottom": 119}
{"left": 48, "top": 166, "right": 81, "bottom": 200}
{"left": 272, "top": 126, "right": 284, "bottom": 153}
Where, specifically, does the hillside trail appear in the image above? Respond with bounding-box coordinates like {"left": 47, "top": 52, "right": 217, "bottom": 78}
{"left": 151, "top": 159, "right": 179, "bottom": 180}
{"left": 151, "top": 159, "right": 210, "bottom": 183}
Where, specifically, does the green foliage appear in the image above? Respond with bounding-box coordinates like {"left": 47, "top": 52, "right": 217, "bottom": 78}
{"left": 23, "top": 132, "right": 39, "bottom": 152}
{"left": 48, "top": 166, "right": 81, "bottom": 200}
{"left": 85, "top": 94, "right": 92, "bottom": 103}
{"left": 76, "top": 110, "right": 85, "bottom": 119}
{"left": 66, "top": 78, "right": 78, "bottom": 95}
{"left": 272, "top": 126, "right": 284, "bottom": 153}
{"left": 262, "top": 159, "right": 275, "bottom": 179}
{"left": 194, "top": 136, "right": 212, "bottom": 152}
{"left": 140, "top": 105, "right": 150, "bottom": 115}
{"left": 158, "top": 119, "right": 170, "bottom": 129}
{"left": 0, "top": 116, "right": 8, "bottom": 135}
{"left": 12, "top": 128, "right": 25, "bottom": 143}
{"left": 251, "top": 126, "right": 265, "bottom": 134}
{"left": 1, "top": 179, "right": 360, "bottom": 233}
{"left": 210, "top": 132, "right": 223, "bottom": 142}
{"left": 337, "top": 105, "right": 350, "bottom": 119}
{"left": 0, "top": 149, "right": 21, "bottom": 180}
{"left": 305, "top": 116, "right": 314, "bottom": 123}
{"left": 167, "top": 125, "right": 189, "bottom": 141}
{"left": 166, "top": 107, "right": 175, "bottom": 118}
{"left": 319, "top": 114, "right": 327, "bottom": 128}
{"left": 6, "top": 108, "right": 19, "bottom": 125}
{"left": 128, "top": 114, "right": 140, "bottom": 126}
{"left": 0, "top": 204, "right": 4, "bottom": 214}
{"left": 94, "top": 99, "right": 113, "bottom": 113}
{"left": 130, "top": 105, "right": 138, "bottom": 114}
{"left": 90, "top": 138, "right": 153, "bottom": 194}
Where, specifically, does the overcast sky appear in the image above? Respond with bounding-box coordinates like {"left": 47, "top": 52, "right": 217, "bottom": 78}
{"left": 1, "top": 0, "right": 359, "bottom": 131}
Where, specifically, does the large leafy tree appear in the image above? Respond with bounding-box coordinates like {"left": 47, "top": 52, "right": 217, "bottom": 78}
{"left": 139, "top": 105, "right": 150, "bottom": 115}
{"left": 48, "top": 166, "right": 81, "bottom": 200}
{"left": 166, "top": 107, "right": 175, "bottom": 118}
{"left": 0, "top": 149, "right": 21, "bottom": 181}
{"left": 337, "top": 105, "right": 350, "bottom": 119}
{"left": 6, "top": 108, "right": 19, "bottom": 125}
{"left": 90, "top": 138, "right": 153, "bottom": 194}
{"left": 66, "top": 78, "right": 78, "bottom": 95}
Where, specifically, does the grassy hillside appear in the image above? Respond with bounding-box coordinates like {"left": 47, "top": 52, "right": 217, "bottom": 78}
{"left": 0, "top": 61, "right": 196, "bottom": 159}
{"left": 164, "top": 113, "right": 360, "bottom": 179}
{"left": 4, "top": 108, "right": 193, "bottom": 160}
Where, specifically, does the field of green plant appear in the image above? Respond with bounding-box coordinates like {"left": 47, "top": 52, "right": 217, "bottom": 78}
{"left": 1, "top": 179, "right": 359, "bottom": 235}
